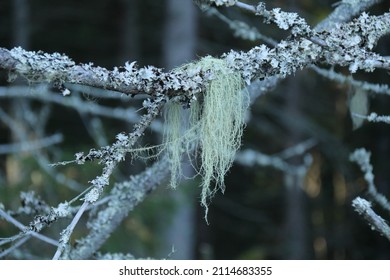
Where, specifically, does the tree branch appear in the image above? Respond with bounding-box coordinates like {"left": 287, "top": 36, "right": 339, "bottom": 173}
{"left": 352, "top": 197, "right": 390, "bottom": 241}
{"left": 314, "top": 0, "right": 383, "bottom": 32}
{"left": 1, "top": 11, "right": 388, "bottom": 102}
{"left": 350, "top": 148, "right": 390, "bottom": 214}
{"left": 0, "top": 133, "right": 62, "bottom": 155}
{"left": 66, "top": 156, "right": 170, "bottom": 259}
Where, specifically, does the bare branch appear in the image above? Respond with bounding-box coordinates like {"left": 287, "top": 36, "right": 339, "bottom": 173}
{"left": 236, "top": 140, "right": 314, "bottom": 176}
{"left": 0, "top": 133, "right": 62, "bottom": 155}
{"left": 0, "top": 85, "right": 141, "bottom": 123}
{"left": 0, "top": 236, "right": 31, "bottom": 259}
{"left": 235, "top": 1, "right": 256, "bottom": 14}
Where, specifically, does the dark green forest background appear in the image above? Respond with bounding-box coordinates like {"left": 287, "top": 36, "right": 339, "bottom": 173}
{"left": 1, "top": 0, "right": 390, "bottom": 259}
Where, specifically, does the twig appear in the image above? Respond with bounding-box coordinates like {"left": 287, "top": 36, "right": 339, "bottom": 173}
{"left": 352, "top": 197, "right": 390, "bottom": 241}
{"left": 67, "top": 157, "right": 170, "bottom": 259}
{"left": 235, "top": 1, "right": 256, "bottom": 13}
{"left": 0, "top": 133, "right": 62, "bottom": 155}
{"left": 312, "top": 66, "right": 390, "bottom": 96}
{"left": 0, "top": 236, "right": 31, "bottom": 259}
{"left": 353, "top": 112, "right": 390, "bottom": 124}
{"left": 0, "top": 86, "right": 141, "bottom": 124}
{"left": 236, "top": 140, "right": 314, "bottom": 177}
{"left": 0, "top": 207, "right": 58, "bottom": 259}
{"left": 52, "top": 201, "right": 89, "bottom": 260}
{"left": 275, "top": 138, "right": 317, "bottom": 160}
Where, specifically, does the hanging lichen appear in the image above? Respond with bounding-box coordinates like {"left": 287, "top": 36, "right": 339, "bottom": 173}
{"left": 163, "top": 101, "right": 185, "bottom": 189}
{"left": 163, "top": 56, "right": 250, "bottom": 219}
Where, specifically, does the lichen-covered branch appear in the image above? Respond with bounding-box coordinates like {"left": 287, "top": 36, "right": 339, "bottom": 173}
{"left": 350, "top": 148, "right": 390, "bottom": 214}
{"left": 255, "top": 3, "right": 312, "bottom": 36}
{"left": 52, "top": 201, "right": 89, "bottom": 260}
{"left": 224, "top": 11, "right": 390, "bottom": 84}
{"left": 1, "top": 10, "right": 389, "bottom": 103}
{"left": 208, "top": 0, "right": 388, "bottom": 104}
{"left": 37, "top": 96, "right": 165, "bottom": 258}
{"left": 0, "top": 47, "right": 213, "bottom": 103}
{"left": 66, "top": 157, "right": 170, "bottom": 259}
{"left": 352, "top": 197, "right": 390, "bottom": 241}
{"left": 233, "top": 0, "right": 383, "bottom": 33}
{"left": 312, "top": 66, "right": 390, "bottom": 96}
{"left": 354, "top": 112, "right": 390, "bottom": 124}
{"left": 1, "top": 0, "right": 390, "bottom": 259}
{"left": 314, "top": 0, "right": 383, "bottom": 32}
{"left": 0, "top": 208, "right": 59, "bottom": 247}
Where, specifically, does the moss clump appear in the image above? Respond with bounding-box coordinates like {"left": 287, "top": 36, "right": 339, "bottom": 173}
{"left": 163, "top": 56, "right": 249, "bottom": 218}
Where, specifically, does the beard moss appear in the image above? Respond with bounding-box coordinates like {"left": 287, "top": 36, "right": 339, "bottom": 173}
{"left": 163, "top": 56, "right": 249, "bottom": 220}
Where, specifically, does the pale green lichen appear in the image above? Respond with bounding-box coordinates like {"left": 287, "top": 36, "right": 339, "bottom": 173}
{"left": 163, "top": 101, "right": 185, "bottom": 189}
{"left": 163, "top": 56, "right": 250, "bottom": 218}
